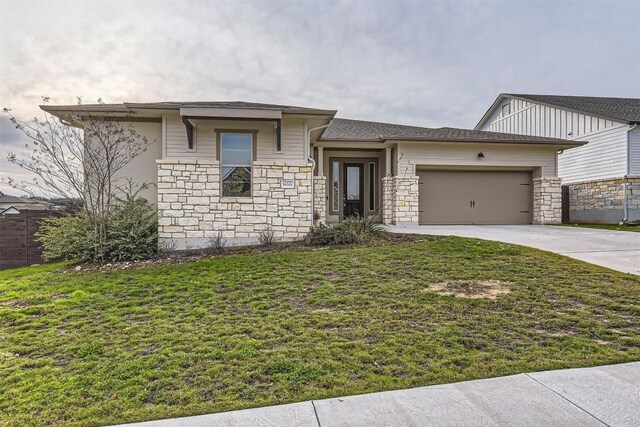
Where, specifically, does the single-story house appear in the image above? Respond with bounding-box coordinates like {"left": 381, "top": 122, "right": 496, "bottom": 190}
{"left": 476, "top": 94, "right": 640, "bottom": 223}
{"left": 42, "top": 101, "right": 584, "bottom": 249}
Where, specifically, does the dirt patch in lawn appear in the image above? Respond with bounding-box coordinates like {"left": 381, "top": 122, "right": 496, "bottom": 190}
{"left": 426, "top": 279, "right": 511, "bottom": 299}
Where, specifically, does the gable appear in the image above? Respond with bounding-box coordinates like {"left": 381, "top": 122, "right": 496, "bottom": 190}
{"left": 476, "top": 95, "right": 626, "bottom": 140}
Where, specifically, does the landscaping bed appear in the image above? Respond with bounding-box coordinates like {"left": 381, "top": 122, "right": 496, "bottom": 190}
{"left": 1, "top": 236, "right": 639, "bottom": 426}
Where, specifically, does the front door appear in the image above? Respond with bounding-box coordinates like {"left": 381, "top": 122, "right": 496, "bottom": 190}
{"left": 343, "top": 163, "right": 364, "bottom": 218}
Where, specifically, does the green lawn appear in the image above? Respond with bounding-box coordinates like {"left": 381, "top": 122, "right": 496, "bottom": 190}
{"left": 1, "top": 237, "right": 639, "bottom": 427}
{"left": 559, "top": 223, "right": 640, "bottom": 232}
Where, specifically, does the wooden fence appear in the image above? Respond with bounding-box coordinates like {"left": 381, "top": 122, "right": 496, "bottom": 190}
{"left": 0, "top": 210, "right": 62, "bottom": 270}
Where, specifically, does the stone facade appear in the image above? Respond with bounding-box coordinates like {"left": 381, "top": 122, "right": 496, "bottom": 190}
{"left": 567, "top": 177, "right": 640, "bottom": 223}
{"left": 533, "top": 177, "right": 562, "bottom": 224}
{"left": 382, "top": 176, "right": 419, "bottom": 225}
{"left": 382, "top": 177, "right": 394, "bottom": 225}
{"left": 157, "top": 159, "right": 313, "bottom": 249}
{"left": 313, "top": 176, "right": 327, "bottom": 225}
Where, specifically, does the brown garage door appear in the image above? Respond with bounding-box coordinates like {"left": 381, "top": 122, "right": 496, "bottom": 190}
{"left": 418, "top": 171, "right": 532, "bottom": 224}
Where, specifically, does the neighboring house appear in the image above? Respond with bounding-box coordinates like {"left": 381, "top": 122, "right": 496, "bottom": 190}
{"left": 0, "top": 192, "right": 54, "bottom": 212}
{"left": 42, "top": 101, "right": 583, "bottom": 249}
{"left": 476, "top": 94, "right": 640, "bottom": 223}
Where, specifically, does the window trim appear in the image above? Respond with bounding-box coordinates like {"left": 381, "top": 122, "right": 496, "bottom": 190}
{"left": 330, "top": 159, "right": 340, "bottom": 214}
{"left": 501, "top": 103, "right": 511, "bottom": 117}
{"left": 369, "top": 162, "right": 375, "bottom": 211}
{"left": 274, "top": 120, "right": 282, "bottom": 153}
{"left": 216, "top": 129, "right": 257, "bottom": 198}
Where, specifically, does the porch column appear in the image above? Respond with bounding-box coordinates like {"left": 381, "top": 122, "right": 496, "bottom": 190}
{"left": 385, "top": 147, "right": 392, "bottom": 176}
{"left": 317, "top": 146, "right": 324, "bottom": 176}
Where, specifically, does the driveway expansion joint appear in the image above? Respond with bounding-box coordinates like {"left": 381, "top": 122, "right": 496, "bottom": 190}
{"left": 525, "top": 373, "right": 611, "bottom": 427}
{"left": 311, "top": 400, "right": 322, "bottom": 427}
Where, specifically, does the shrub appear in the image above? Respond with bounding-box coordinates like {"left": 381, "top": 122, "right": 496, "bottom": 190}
{"left": 258, "top": 225, "right": 277, "bottom": 246}
{"left": 207, "top": 231, "right": 227, "bottom": 252}
{"left": 306, "top": 216, "right": 384, "bottom": 246}
{"left": 36, "top": 195, "right": 158, "bottom": 262}
{"left": 104, "top": 196, "right": 158, "bottom": 262}
{"left": 36, "top": 214, "right": 96, "bottom": 261}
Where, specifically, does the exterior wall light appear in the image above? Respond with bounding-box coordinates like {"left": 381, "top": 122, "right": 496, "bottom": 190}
{"left": 478, "top": 152, "right": 485, "bottom": 158}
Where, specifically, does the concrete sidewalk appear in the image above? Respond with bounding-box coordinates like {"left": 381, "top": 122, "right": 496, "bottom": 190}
{"left": 387, "top": 225, "right": 640, "bottom": 275}
{"left": 113, "top": 362, "right": 640, "bottom": 427}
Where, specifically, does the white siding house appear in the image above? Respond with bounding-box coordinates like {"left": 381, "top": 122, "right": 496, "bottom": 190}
{"left": 476, "top": 94, "right": 640, "bottom": 223}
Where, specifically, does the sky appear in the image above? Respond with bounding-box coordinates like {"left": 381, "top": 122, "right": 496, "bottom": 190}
{"left": 1, "top": 0, "right": 639, "bottom": 196}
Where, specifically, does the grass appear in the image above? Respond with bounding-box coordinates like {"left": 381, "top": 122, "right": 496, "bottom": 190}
{"left": 1, "top": 236, "right": 639, "bottom": 427}
{"left": 559, "top": 223, "right": 640, "bottom": 232}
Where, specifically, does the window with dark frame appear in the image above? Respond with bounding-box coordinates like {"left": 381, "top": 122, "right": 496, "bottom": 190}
{"left": 275, "top": 121, "right": 282, "bottom": 152}
{"left": 331, "top": 160, "right": 339, "bottom": 212}
{"left": 220, "top": 133, "right": 253, "bottom": 197}
{"left": 501, "top": 103, "right": 510, "bottom": 116}
{"left": 369, "top": 162, "right": 375, "bottom": 211}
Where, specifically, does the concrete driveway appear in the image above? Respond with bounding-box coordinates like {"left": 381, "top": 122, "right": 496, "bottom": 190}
{"left": 387, "top": 225, "right": 640, "bottom": 275}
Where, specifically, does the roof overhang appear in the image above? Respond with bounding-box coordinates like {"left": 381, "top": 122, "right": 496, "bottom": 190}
{"left": 180, "top": 107, "right": 282, "bottom": 119}
{"left": 385, "top": 137, "right": 586, "bottom": 148}
{"left": 319, "top": 136, "right": 586, "bottom": 149}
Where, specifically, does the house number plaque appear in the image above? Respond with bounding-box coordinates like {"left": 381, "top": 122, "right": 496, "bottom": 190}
{"left": 281, "top": 179, "right": 295, "bottom": 189}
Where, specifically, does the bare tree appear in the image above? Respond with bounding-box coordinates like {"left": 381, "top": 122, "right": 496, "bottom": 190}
{"left": 3, "top": 97, "right": 150, "bottom": 257}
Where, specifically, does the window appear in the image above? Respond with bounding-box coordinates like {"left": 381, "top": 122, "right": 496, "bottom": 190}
{"left": 331, "top": 160, "right": 339, "bottom": 212}
{"left": 220, "top": 133, "right": 253, "bottom": 197}
{"left": 369, "top": 162, "right": 375, "bottom": 211}
{"left": 501, "top": 103, "right": 511, "bottom": 116}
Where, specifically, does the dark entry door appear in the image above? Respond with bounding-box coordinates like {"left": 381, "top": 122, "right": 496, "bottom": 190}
{"left": 343, "top": 163, "right": 364, "bottom": 218}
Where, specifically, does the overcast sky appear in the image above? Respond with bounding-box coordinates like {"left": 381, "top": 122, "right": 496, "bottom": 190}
{"left": 1, "top": 0, "right": 639, "bottom": 196}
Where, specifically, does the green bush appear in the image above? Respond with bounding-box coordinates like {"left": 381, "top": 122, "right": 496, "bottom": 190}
{"left": 306, "top": 216, "right": 384, "bottom": 246}
{"left": 104, "top": 196, "right": 158, "bottom": 262}
{"left": 36, "top": 214, "right": 96, "bottom": 261}
{"left": 36, "top": 196, "right": 158, "bottom": 263}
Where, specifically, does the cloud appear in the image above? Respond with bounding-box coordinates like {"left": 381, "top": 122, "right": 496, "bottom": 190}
{"left": 1, "top": 0, "right": 639, "bottom": 194}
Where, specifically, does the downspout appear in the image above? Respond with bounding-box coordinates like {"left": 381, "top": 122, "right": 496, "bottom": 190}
{"left": 622, "top": 123, "right": 638, "bottom": 223}
{"left": 306, "top": 121, "right": 332, "bottom": 227}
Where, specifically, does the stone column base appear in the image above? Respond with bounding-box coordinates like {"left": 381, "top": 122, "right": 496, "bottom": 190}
{"left": 533, "top": 177, "right": 562, "bottom": 224}
{"left": 313, "top": 176, "right": 327, "bottom": 225}
{"left": 382, "top": 176, "right": 419, "bottom": 225}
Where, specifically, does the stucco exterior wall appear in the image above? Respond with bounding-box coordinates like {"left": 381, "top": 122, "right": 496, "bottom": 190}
{"left": 87, "top": 121, "right": 162, "bottom": 204}
{"left": 157, "top": 159, "right": 313, "bottom": 249}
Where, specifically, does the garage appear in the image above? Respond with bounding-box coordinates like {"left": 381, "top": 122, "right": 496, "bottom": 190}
{"left": 418, "top": 170, "right": 533, "bottom": 224}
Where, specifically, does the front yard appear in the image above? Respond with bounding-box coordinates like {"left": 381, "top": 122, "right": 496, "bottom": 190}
{"left": 1, "top": 236, "right": 639, "bottom": 427}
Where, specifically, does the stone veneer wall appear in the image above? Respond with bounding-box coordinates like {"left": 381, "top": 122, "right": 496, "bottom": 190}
{"left": 533, "top": 177, "right": 562, "bottom": 224}
{"left": 382, "top": 177, "right": 394, "bottom": 225}
{"left": 313, "top": 176, "right": 327, "bottom": 225}
{"left": 567, "top": 177, "right": 640, "bottom": 223}
{"left": 157, "top": 159, "right": 313, "bottom": 249}
{"left": 382, "top": 176, "right": 419, "bottom": 225}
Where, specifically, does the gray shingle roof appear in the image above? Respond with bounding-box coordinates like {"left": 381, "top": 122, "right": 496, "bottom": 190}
{"left": 322, "top": 118, "right": 580, "bottom": 144}
{"left": 505, "top": 94, "right": 640, "bottom": 123}
{"left": 41, "top": 101, "right": 336, "bottom": 115}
